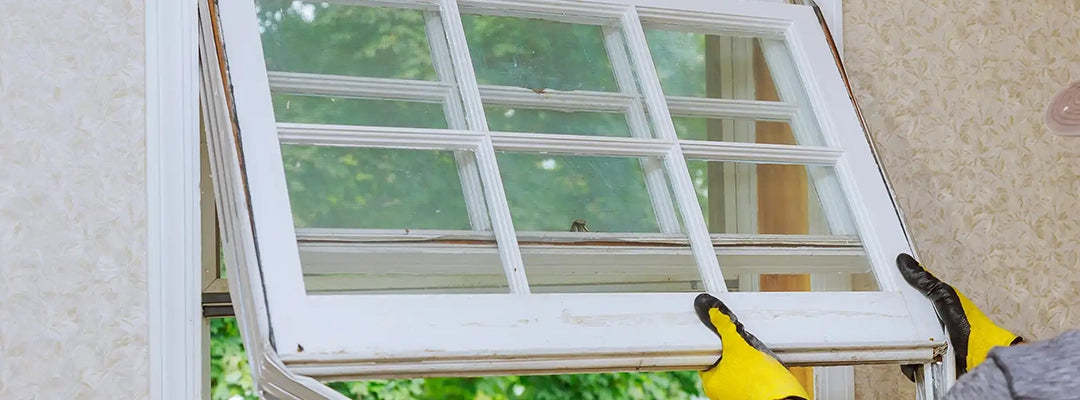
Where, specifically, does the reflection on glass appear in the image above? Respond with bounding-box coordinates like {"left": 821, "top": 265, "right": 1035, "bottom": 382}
{"left": 255, "top": 0, "right": 438, "bottom": 80}
{"left": 687, "top": 160, "right": 873, "bottom": 293}
{"left": 273, "top": 94, "right": 448, "bottom": 128}
{"left": 299, "top": 247, "right": 509, "bottom": 295}
{"left": 497, "top": 153, "right": 663, "bottom": 232}
{"left": 462, "top": 14, "right": 618, "bottom": 91}
{"left": 646, "top": 30, "right": 785, "bottom": 100}
{"left": 521, "top": 245, "right": 703, "bottom": 294}
{"left": 485, "top": 106, "right": 633, "bottom": 137}
{"left": 685, "top": 160, "right": 855, "bottom": 235}
{"left": 282, "top": 146, "right": 475, "bottom": 229}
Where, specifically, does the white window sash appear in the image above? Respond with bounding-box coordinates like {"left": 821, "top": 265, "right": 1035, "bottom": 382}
{"left": 204, "top": 0, "right": 947, "bottom": 395}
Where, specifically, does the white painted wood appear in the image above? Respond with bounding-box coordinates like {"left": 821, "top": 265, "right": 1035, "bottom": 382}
{"left": 666, "top": 97, "right": 796, "bottom": 121}
{"left": 423, "top": 11, "right": 491, "bottom": 230}
{"left": 295, "top": 227, "right": 861, "bottom": 245}
{"left": 206, "top": 0, "right": 941, "bottom": 394}
{"left": 602, "top": 26, "right": 681, "bottom": 234}
{"left": 277, "top": 123, "right": 483, "bottom": 149}
{"left": 779, "top": 7, "right": 943, "bottom": 340}
{"left": 811, "top": 263, "right": 856, "bottom": 400}
{"left": 458, "top": 0, "right": 627, "bottom": 23}
{"left": 276, "top": 122, "right": 845, "bottom": 163}
{"left": 815, "top": 365, "right": 855, "bottom": 400}
{"left": 289, "top": 346, "right": 932, "bottom": 379}
{"left": 480, "top": 85, "right": 635, "bottom": 111}
{"left": 265, "top": 70, "right": 806, "bottom": 120}
{"left": 680, "top": 140, "right": 841, "bottom": 165}
{"left": 200, "top": 3, "right": 347, "bottom": 398}
{"left": 217, "top": 0, "right": 311, "bottom": 355}
{"left": 267, "top": 71, "right": 449, "bottom": 102}
{"left": 146, "top": 0, "right": 201, "bottom": 398}
{"left": 436, "top": 0, "right": 531, "bottom": 293}
{"left": 621, "top": 6, "right": 727, "bottom": 292}
{"left": 296, "top": 241, "right": 869, "bottom": 276}
{"left": 276, "top": 291, "right": 938, "bottom": 370}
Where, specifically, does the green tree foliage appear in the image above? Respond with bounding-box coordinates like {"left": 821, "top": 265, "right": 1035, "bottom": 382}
{"left": 254, "top": 0, "right": 721, "bottom": 233}
{"left": 210, "top": 1, "right": 719, "bottom": 398}
{"left": 212, "top": 317, "right": 704, "bottom": 400}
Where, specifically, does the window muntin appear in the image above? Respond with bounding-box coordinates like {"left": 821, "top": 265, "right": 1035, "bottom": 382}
{"left": 205, "top": 0, "right": 946, "bottom": 391}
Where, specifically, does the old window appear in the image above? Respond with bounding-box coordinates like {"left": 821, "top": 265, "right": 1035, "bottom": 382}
{"left": 200, "top": 0, "right": 949, "bottom": 398}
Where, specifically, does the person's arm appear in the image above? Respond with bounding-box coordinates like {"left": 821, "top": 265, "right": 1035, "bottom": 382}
{"left": 946, "top": 330, "right": 1080, "bottom": 399}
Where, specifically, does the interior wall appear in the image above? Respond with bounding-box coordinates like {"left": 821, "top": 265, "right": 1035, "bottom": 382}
{"left": 0, "top": 1, "right": 147, "bottom": 398}
{"left": 843, "top": 0, "right": 1080, "bottom": 397}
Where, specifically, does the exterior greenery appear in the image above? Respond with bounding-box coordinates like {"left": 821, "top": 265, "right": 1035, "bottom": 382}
{"left": 210, "top": 318, "right": 705, "bottom": 399}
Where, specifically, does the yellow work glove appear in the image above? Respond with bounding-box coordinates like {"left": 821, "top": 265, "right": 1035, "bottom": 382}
{"left": 896, "top": 253, "right": 1024, "bottom": 380}
{"left": 694, "top": 293, "right": 810, "bottom": 400}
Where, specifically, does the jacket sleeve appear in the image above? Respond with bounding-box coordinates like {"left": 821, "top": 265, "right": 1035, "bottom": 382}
{"left": 945, "top": 330, "right": 1080, "bottom": 400}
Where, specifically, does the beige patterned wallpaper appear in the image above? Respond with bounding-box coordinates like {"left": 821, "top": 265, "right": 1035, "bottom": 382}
{"left": 0, "top": 1, "right": 147, "bottom": 399}
{"left": 844, "top": 0, "right": 1080, "bottom": 398}
{"left": 0, "top": 0, "right": 1076, "bottom": 398}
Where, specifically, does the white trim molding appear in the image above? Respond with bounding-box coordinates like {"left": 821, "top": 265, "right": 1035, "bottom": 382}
{"left": 146, "top": 0, "right": 202, "bottom": 399}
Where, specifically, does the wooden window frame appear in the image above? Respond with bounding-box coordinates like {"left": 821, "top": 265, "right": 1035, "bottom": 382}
{"left": 188, "top": 0, "right": 957, "bottom": 398}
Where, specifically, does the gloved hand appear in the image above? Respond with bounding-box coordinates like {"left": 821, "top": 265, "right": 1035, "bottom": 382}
{"left": 896, "top": 253, "right": 1024, "bottom": 380}
{"left": 694, "top": 293, "right": 809, "bottom": 400}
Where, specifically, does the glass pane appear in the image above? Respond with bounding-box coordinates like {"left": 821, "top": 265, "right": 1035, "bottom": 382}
{"left": 646, "top": 30, "right": 781, "bottom": 100}
{"left": 672, "top": 116, "right": 824, "bottom": 147}
{"left": 283, "top": 147, "right": 476, "bottom": 230}
{"left": 499, "top": 153, "right": 664, "bottom": 232}
{"left": 486, "top": 106, "right": 633, "bottom": 137}
{"left": 498, "top": 152, "right": 700, "bottom": 293}
{"left": 285, "top": 147, "right": 506, "bottom": 295}
{"left": 686, "top": 161, "right": 856, "bottom": 235}
{"left": 273, "top": 94, "right": 448, "bottom": 128}
{"left": 462, "top": 14, "right": 618, "bottom": 91}
{"left": 298, "top": 243, "right": 509, "bottom": 294}
{"left": 687, "top": 160, "right": 875, "bottom": 292}
{"left": 255, "top": 0, "right": 437, "bottom": 80}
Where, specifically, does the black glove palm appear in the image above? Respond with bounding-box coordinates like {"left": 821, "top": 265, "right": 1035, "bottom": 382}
{"left": 896, "top": 253, "right": 1023, "bottom": 380}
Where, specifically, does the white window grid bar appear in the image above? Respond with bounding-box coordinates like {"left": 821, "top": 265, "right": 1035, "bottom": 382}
{"left": 262, "top": 0, "right": 848, "bottom": 296}
{"left": 635, "top": 6, "right": 790, "bottom": 38}
{"left": 601, "top": 25, "right": 680, "bottom": 233}
{"left": 276, "top": 123, "right": 843, "bottom": 164}
{"left": 294, "top": 227, "right": 861, "bottom": 246}
{"left": 321, "top": 0, "right": 442, "bottom": 11}
{"left": 617, "top": 6, "right": 727, "bottom": 293}
{"left": 708, "top": 35, "right": 758, "bottom": 235}
{"left": 459, "top": 0, "right": 627, "bottom": 24}
{"left": 477, "top": 85, "right": 634, "bottom": 111}
{"left": 296, "top": 244, "right": 869, "bottom": 294}
{"left": 436, "top": 0, "right": 531, "bottom": 293}
{"left": 424, "top": 10, "right": 492, "bottom": 230}
{"left": 665, "top": 96, "right": 796, "bottom": 121}
{"left": 267, "top": 71, "right": 449, "bottom": 102}
{"left": 267, "top": 71, "right": 801, "bottom": 122}
{"left": 759, "top": 39, "right": 858, "bottom": 236}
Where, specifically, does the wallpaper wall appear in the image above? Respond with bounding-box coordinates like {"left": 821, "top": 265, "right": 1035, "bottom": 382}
{"left": 0, "top": 1, "right": 147, "bottom": 399}
{"left": 844, "top": 0, "right": 1080, "bottom": 398}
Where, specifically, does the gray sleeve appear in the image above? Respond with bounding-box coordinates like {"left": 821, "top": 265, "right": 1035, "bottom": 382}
{"left": 945, "top": 330, "right": 1080, "bottom": 400}
{"left": 942, "top": 358, "right": 1012, "bottom": 400}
